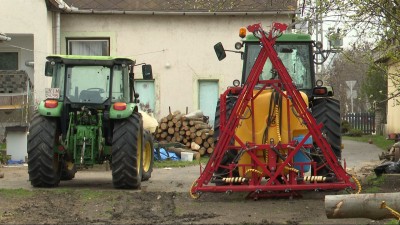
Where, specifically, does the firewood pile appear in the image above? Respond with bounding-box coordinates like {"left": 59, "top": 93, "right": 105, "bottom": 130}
{"left": 155, "top": 110, "right": 215, "bottom": 156}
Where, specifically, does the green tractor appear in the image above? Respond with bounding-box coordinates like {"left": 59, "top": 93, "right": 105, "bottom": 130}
{"left": 27, "top": 55, "right": 154, "bottom": 189}
{"left": 214, "top": 27, "right": 341, "bottom": 177}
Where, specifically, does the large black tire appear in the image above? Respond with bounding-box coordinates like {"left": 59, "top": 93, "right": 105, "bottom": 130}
{"left": 213, "top": 96, "right": 239, "bottom": 178}
{"left": 141, "top": 130, "right": 154, "bottom": 181}
{"left": 111, "top": 113, "right": 143, "bottom": 189}
{"left": 27, "top": 113, "right": 61, "bottom": 187}
{"left": 311, "top": 98, "right": 342, "bottom": 175}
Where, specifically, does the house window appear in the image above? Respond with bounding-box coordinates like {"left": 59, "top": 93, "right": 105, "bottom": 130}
{"left": 0, "top": 52, "right": 18, "bottom": 70}
{"left": 67, "top": 38, "right": 110, "bottom": 56}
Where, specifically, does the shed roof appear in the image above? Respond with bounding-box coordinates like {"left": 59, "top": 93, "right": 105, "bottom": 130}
{"left": 47, "top": 0, "right": 298, "bottom": 14}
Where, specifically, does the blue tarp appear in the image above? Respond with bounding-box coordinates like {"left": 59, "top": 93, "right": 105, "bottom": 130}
{"left": 7, "top": 159, "right": 24, "bottom": 165}
{"left": 154, "top": 148, "right": 180, "bottom": 161}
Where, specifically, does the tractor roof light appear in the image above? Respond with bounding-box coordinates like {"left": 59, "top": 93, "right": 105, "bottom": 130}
{"left": 113, "top": 102, "right": 127, "bottom": 111}
{"left": 239, "top": 27, "right": 246, "bottom": 38}
{"left": 44, "top": 99, "right": 58, "bottom": 108}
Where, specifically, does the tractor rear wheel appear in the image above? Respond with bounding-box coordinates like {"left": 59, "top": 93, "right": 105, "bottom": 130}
{"left": 27, "top": 113, "right": 61, "bottom": 187}
{"left": 141, "top": 130, "right": 154, "bottom": 181}
{"left": 213, "top": 96, "right": 239, "bottom": 178}
{"left": 111, "top": 113, "right": 143, "bottom": 189}
{"left": 311, "top": 98, "right": 342, "bottom": 176}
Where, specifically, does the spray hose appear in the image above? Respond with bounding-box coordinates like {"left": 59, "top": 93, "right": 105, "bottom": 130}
{"left": 189, "top": 180, "right": 200, "bottom": 199}
{"left": 349, "top": 174, "right": 362, "bottom": 195}
{"left": 275, "top": 105, "right": 281, "bottom": 142}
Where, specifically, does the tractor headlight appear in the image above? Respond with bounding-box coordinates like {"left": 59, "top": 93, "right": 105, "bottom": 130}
{"left": 235, "top": 42, "right": 243, "bottom": 50}
{"left": 316, "top": 80, "right": 323, "bottom": 87}
{"left": 315, "top": 41, "right": 323, "bottom": 50}
{"left": 233, "top": 79, "right": 240, "bottom": 87}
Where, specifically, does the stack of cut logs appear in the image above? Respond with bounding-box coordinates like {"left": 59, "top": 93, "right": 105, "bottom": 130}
{"left": 155, "top": 110, "right": 215, "bottom": 156}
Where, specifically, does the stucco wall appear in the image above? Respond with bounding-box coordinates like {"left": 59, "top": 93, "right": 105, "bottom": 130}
{"left": 0, "top": 0, "right": 53, "bottom": 107}
{"left": 386, "top": 61, "right": 400, "bottom": 133}
{"left": 60, "top": 14, "right": 292, "bottom": 119}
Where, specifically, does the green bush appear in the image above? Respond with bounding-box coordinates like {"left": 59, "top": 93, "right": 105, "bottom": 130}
{"left": 0, "top": 151, "right": 10, "bottom": 164}
{"left": 347, "top": 129, "right": 363, "bottom": 137}
{"left": 341, "top": 120, "right": 351, "bottom": 134}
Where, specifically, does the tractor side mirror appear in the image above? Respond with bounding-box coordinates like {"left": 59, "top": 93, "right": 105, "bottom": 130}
{"left": 142, "top": 64, "right": 153, "bottom": 80}
{"left": 214, "top": 42, "right": 226, "bottom": 61}
{"left": 45, "top": 61, "right": 54, "bottom": 77}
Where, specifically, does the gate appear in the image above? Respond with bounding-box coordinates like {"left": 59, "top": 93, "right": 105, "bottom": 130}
{"left": 342, "top": 112, "right": 375, "bottom": 134}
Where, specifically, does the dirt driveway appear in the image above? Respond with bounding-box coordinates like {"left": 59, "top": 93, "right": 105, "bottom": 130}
{"left": 0, "top": 140, "right": 393, "bottom": 224}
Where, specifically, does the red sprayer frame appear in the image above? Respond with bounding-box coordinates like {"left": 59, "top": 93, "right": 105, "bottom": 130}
{"left": 190, "top": 23, "right": 355, "bottom": 198}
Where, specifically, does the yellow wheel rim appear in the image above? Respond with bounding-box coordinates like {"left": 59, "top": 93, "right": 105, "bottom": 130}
{"left": 142, "top": 139, "right": 152, "bottom": 172}
{"left": 137, "top": 131, "right": 142, "bottom": 172}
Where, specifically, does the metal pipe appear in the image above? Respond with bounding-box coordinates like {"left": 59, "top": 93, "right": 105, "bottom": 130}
{"left": 64, "top": 9, "right": 295, "bottom": 16}
{"left": 54, "top": 0, "right": 73, "bottom": 12}
{"left": 55, "top": 12, "right": 61, "bottom": 54}
{"left": 25, "top": 61, "right": 34, "bottom": 67}
{"left": 0, "top": 33, "right": 11, "bottom": 41}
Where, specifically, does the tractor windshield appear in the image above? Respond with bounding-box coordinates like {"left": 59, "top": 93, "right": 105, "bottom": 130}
{"left": 243, "top": 42, "right": 313, "bottom": 90}
{"left": 65, "top": 65, "right": 111, "bottom": 104}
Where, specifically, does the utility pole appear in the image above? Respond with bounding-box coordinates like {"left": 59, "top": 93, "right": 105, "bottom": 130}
{"left": 314, "top": 0, "right": 324, "bottom": 81}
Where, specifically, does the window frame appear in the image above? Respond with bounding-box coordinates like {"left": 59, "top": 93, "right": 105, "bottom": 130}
{"left": 66, "top": 38, "right": 110, "bottom": 56}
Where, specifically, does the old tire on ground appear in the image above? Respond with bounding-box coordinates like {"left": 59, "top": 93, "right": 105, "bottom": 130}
{"left": 141, "top": 130, "right": 154, "bottom": 181}
{"left": 311, "top": 98, "right": 342, "bottom": 176}
{"left": 112, "top": 113, "right": 143, "bottom": 189}
{"left": 27, "top": 113, "right": 61, "bottom": 187}
{"left": 213, "top": 96, "right": 239, "bottom": 179}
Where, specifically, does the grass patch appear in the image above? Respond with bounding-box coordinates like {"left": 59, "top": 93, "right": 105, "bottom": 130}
{"left": 154, "top": 156, "right": 210, "bottom": 168}
{"left": 52, "top": 188, "right": 74, "bottom": 195}
{"left": 0, "top": 188, "right": 34, "bottom": 198}
{"left": 78, "top": 189, "right": 110, "bottom": 201}
{"left": 343, "top": 135, "right": 394, "bottom": 151}
{"left": 0, "top": 143, "right": 5, "bottom": 150}
{"left": 385, "top": 219, "right": 400, "bottom": 225}
{"left": 363, "top": 174, "right": 386, "bottom": 193}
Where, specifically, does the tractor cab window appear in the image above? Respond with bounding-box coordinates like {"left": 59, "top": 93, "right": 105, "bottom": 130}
{"left": 111, "top": 65, "right": 130, "bottom": 102}
{"left": 65, "top": 65, "right": 111, "bottom": 104}
{"left": 244, "top": 43, "right": 313, "bottom": 90}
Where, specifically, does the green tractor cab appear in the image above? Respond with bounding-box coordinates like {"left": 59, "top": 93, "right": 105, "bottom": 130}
{"left": 28, "top": 55, "right": 154, "bottom": 189}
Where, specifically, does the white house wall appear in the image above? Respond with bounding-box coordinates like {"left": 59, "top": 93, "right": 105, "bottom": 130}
{"left": 60, "top": 14, "right": 291, "bottom": 119}
{"left": 386, "top": 61, "right": 400, "bottom": 133}
{"left": 0, "top": 0, "right": 54, "bottom": 106}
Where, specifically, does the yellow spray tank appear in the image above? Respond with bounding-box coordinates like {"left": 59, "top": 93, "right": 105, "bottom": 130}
{"left": 235, "top": 89, "right": 310, "bottom": 177}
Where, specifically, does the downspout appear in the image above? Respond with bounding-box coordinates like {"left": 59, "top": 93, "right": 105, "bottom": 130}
{"left": 55, "top": 12, "right": 60, "bottom": 54}
{"left": 54, "top": 0, "right": 73, "bottom": 54}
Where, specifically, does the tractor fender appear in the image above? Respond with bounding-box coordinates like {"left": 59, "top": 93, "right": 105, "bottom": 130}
{"left": 37, "top": 100, "right": 63, "bottom": 117}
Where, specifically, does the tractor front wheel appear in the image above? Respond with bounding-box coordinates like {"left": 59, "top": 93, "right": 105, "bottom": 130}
{"left": 141, "top": 130, "right": 154, "bottom": 181}
{"left": 111, "top": 113, "right": 143, "bottom": 189}
{"left": 61, "top": 161, "right": 77, "bottom": 180}
{"left": 27, "top": 113, "right": 61, "bottom": 187}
